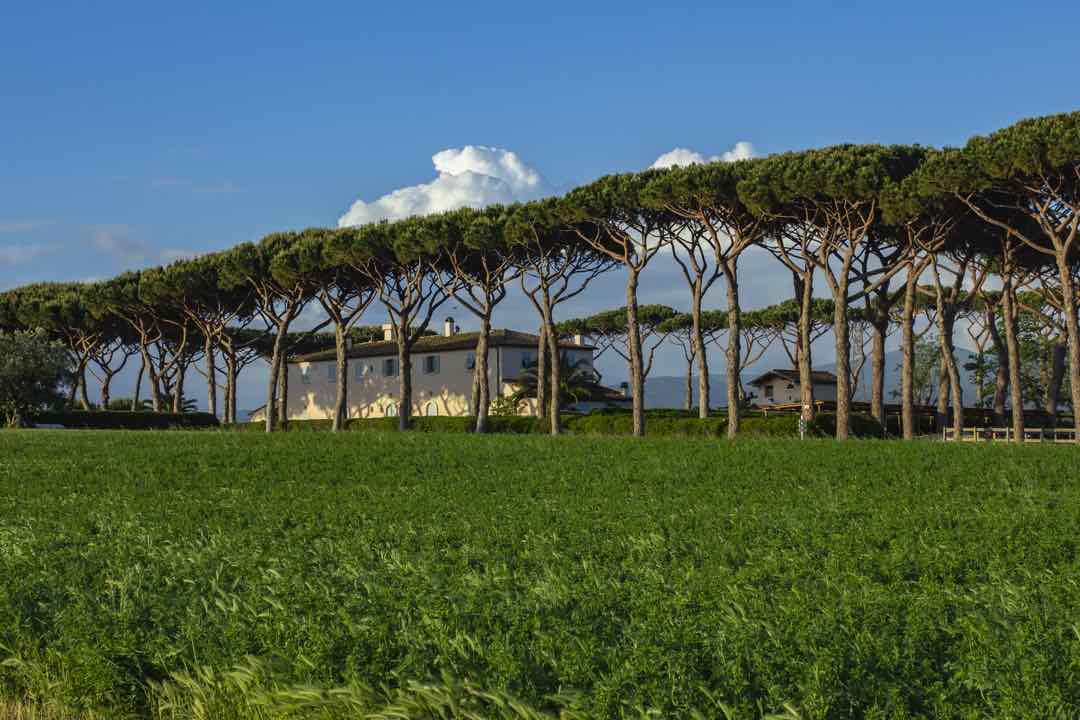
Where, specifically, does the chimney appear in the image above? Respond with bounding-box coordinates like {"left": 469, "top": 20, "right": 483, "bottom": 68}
{"left": 443, "top": 317, "right": 456, "bottom": 337}
{"left": 382, "top": 323, "right": 394, "bottom": 342}
{"left": 573, "top": 333, "right": 584, "bottom": 346}
{"left": 619, "top": 381, "right": 630, "bottom": 399}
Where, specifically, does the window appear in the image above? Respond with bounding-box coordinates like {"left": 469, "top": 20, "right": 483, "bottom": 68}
{"left": 385, "top": 403, "right": 398, "bottom": 417}
{"left": 521, "top": 351, "right": 535, "bottom": 368}
{"left": 355, "top": 363, "right": 373, "bottom": 380}
{"left": 383, "top": 358, "right": 398, "bottom": 377}
{"left": 300, "top": 367, "right": 311, "bottom": 386}
{"left": 465, "top": 352, "right": 476, "bottom": 370}
{"left": 425, "top": 401, "right": 438, "bottom": 416}
{"left": 764, "top": 384, "right": 774, "bottom": 400}
{"left": 327, "top": 364, "right": 336, "bottom": 383}
{"left": 423, "top": 355, "right": 440, "bottom": 375}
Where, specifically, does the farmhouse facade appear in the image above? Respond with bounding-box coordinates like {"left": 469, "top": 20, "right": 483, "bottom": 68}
{"left": 747, "top": 369, "right": 839, "bottom": 406}
{"left": 254, "top": 319, "right": 629, "bottom": 421}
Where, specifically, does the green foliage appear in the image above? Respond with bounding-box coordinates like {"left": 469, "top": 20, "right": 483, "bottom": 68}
{"left": 32, "top": 410, "right": 220, "bottom": 429}
{"left": 0, "top": 330, "right": 73, "bottom": 427}
{"left": 512, "top": 356, "right": 599, "bottom": 407}
{"left": 1, "top": 431, "right": 1079, "bottom": 717}
{"left": 489, "top": 394, "right": 525, "bottom": 417}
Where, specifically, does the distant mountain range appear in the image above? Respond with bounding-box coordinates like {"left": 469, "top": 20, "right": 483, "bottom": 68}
{"left": 643, "top": 349, "right": 981, "bottom": 409}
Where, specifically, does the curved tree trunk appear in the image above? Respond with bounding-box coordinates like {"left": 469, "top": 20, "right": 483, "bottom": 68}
{"left": 723, "top": 263, "right": 742, "bottom": 439}
{"left": 474, "top": 314, "right": 491, "bottom": 433}
{"left": 1001, "top": 276, "right": 1025, "bottom": 442}
{"left": 625, "top": 269, "right": 646, "bottom": 437}
{"left": 332, "top": 325, "right": 349, "bottom": 432}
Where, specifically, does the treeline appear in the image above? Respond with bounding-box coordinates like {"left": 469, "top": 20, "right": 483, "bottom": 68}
{"left": 1, "top": 112, "right": 1078, "bottom": 441}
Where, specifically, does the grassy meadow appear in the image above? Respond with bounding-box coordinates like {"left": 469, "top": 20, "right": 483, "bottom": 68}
{"left": 1, "top": 430, "right": 1079, "bottom": 719}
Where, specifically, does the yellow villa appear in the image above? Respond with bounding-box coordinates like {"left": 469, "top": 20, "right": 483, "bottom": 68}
{"left": 253, "top": 318, "right": 629, "bottom": 421}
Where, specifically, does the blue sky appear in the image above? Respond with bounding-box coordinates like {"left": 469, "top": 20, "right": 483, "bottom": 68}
{"left": 2, "top": 1, "right": 1078, "bottom": 408}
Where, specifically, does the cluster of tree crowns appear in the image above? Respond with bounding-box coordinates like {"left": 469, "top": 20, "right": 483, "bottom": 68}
{"left": 1, "top": 110, "right": 1078, "bottom": 440}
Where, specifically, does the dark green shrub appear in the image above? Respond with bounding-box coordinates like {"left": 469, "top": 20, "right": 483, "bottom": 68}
{"left": 33, "top": 410, "right": 219, "bottom": 430}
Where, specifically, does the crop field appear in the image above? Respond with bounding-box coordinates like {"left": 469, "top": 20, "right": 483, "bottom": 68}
{"left": 1, "top": 431, "right": 1079, "bottom": 719}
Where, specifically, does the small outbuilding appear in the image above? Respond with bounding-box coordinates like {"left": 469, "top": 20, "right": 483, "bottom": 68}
{"left": 747, "top": 369, "right": 839, "bottom": 406}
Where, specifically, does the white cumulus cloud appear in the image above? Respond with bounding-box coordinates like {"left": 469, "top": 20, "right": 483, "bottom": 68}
{"left": 650, "top": 141, "right": 757, "bottom": 169}
{"left": 337, "top": 146, "right": 551, "bottom": 227}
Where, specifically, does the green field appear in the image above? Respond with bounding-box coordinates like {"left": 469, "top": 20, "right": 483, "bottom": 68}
{"left": 1, "top": 432, "right": 1079, "bottom": 719}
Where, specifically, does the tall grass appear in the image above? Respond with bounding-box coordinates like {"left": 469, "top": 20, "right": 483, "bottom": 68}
{"left": 1, "top": 431, "right": 1078, "bottom": 718}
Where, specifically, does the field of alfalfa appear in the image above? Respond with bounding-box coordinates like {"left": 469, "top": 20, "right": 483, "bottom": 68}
{"left": 1, "top": 431, "right": 1079, "bottom": 719}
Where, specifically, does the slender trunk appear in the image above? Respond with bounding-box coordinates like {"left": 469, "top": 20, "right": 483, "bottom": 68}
{"left": 832, "top": 279, "right": 852, "bottom": 441}
{"left": 276, "top": 358, "right": 288, "bottom": 426}
{"left": 941, "top": 312, "right": 963, "bottom": 435}
{"left": 172, "top": 364, "right": 185, "bottom": 413}
{"left": 265, "top": 332, "right": 285, "bottom": 432}
{"left": 1001, "top": 276, "right": 1025, "bottom": 441}
{"left": 228, "top": 358, "right": 238, "bottom": 425}
{"left": 546, "top": 315, "right": 561, "bottom": 435}
{"left": 474, "top": 314, "right": 491, "bottom": 433}
{"left": 77, "top": 361, "right": 90, "bottom": 410}
{"left": 142, "top": 345, "right": 163, "bottom": 413}
{"left": 132, "top": 357, "right": 144, "bottom": 411}
{"left": 690, "top": 282, "right": 709, "bottom": 418}
{"left": 535, "top": 324, "right": 547, "bottom": 419}
{"left": 205, "top": 340, "right": 218, "bottom": 418}
{"left": 723, "top": 263, "right": 741, "bottom": 438}
{"left": 795, "top": 272, "right": 816, "bottom": 423}
{"left": 684, "top": 353, "right": 693, "bottom": 411}
{"left": 901, "top": 271, "right": 918, "bottom": 439}
{"left": 870, "top": 318, "right": 886, "bottom": 427}
{"left": 223, "top": 353, "right": 236, "bottom": 424}
{"left": 936, "top": 358, "right": 949, "bottom": 429}
{"left": 985, "top": 305, "right": 1008, "bottom": 425}
{"left": 1056, "top": 257, "right": 1080, "bottom": 442}
{"left": 332, "top": 324, "right": 348, "bottom": 432}
{"left": 626, "top": 269, "right": 646, "bottom": 437}
{"left": 397, "top": 334, "right": 411, "bottom": 431}
{"left": 1046, "top": 343, "right": 1066, "bottom": 425}
{"left": 100, "top": 373, "right": 112, "bottom": 410}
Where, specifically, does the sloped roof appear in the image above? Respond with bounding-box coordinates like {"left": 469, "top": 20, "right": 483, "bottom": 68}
{"left": 290, "top": 329, "right": 593, "bottom": 363}
{"left": 748, "top": 369, "right": 838, "bottom": 387}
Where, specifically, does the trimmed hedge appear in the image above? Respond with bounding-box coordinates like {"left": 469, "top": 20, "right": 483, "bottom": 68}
{"left": 33, "top": 410, "right": 220, "bottom": 430}
{"left": 232, "top": 411, "right": 886, "bottom": 438}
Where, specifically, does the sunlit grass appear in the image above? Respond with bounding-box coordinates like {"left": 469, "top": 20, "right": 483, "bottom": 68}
{"left": 1, "top": 430, "right": 1078, "bottom": 718}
